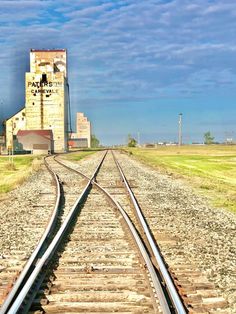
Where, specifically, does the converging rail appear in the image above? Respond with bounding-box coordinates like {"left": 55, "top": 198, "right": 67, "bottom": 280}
{"left": 54, "top": 151, "right": 186, "bottom": 313}
{"left": 0, "top": 152, "right": 107, "bottom": 314}
{"left": 0, "top": 157, "right": 61, "bottom": 314}
{"left": 111, "top": 151, "right": 187, "bottom": 314}
{"left": 1, "top": 150, "right": 187, "bottom": 314}
{"left": 55, "top": 154, "right": 172, "bottom": 313}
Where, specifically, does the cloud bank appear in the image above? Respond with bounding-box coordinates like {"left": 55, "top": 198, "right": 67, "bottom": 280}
{"left": 0, "top": 0, "right": 236, "bottom": 143}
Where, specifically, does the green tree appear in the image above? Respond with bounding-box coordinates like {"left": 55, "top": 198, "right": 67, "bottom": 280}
{"left": 91, "top": 134, "right": 100, "bottom": 148}
{"left": 127, "top": 134, "right": 137, "bottom": 147}
{"left": 204, "top": 131, "right": 215, "bottom": 144}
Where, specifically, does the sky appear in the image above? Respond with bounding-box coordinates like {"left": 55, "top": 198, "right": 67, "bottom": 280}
{"left": 0, "top": 0, "right": 236, "bottom": 145}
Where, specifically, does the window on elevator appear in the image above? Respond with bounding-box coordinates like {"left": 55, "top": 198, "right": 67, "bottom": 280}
{"left": 42, "top": 74, "right": 47, "bottom": 83}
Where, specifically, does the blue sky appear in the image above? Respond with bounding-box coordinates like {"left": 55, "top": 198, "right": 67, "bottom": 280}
{"left": 0, "top": 0, "right": 236, "bottom": 144}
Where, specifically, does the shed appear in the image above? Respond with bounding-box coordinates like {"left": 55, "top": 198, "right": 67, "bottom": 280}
{"left": 17, "top": 130, "right": 53, "bottom": 154}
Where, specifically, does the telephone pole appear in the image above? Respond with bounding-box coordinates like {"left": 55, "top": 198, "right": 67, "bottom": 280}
{"left": 178, "top": 113, "right": 182, "bottom": 146}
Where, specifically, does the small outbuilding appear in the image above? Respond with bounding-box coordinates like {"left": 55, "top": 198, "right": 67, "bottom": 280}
{"left": 17, "top": 130, "right": 53, "bottom": 154}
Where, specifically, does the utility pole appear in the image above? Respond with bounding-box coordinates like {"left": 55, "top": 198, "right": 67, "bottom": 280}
{"left": 11, "top": 120, "right": 14, "bottom": 163}
{"left": 178, "top": 113, "right": 182, "bottom": 146}
{"left": 8, "top": 120, "right": 14, "bottom": 164}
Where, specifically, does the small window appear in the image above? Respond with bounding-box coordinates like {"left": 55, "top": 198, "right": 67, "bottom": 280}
{"left": 13, "top": 123, "right": 16, "bottom": 128}
{"left": 15, "top": 117, "right": 19, "bottom": 121}
{"left": 22, "top": 112, "right": 25, "bottom": 116}
{"left": 32, "top": 102, "right": 35, "bottom": 105}
{"left": 42, "top": 73, "right": 47, "bottom": 83}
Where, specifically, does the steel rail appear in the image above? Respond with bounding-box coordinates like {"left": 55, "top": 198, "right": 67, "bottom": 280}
{"left": 111, "top": 151, "right": 187, "bottom": 314}
{"left": 53, "top": 154, "right": 171, "bottom": 313}
{"left": 92, "top": 181, "right": 171, "bottom": 314}
{"left": 3, "top": 151, "right": 107, "bottom": 314}
{"left": 0, "top": 156, "right": 61, "bottom": 314}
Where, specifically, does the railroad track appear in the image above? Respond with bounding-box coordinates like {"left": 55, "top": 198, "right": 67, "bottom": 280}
{"left": 0, "top": 162, "right": 57, "bottom": 308}
{"left": 1, "top": 150, "right": 187, "bottom": 314}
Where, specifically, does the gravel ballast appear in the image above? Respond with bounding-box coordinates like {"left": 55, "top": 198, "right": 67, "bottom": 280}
{"left": 1, "top": 151, "right": 235, "bottom": 312}
{"left": 116, "top": 151, "right": 236, "bottom": 313}
{"left": 0, "top": 165, "right": 56, "bottom": 305}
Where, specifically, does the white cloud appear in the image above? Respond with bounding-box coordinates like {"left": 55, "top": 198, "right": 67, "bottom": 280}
{"left": 1, "top": 0, "right": 236, "bottom": 127}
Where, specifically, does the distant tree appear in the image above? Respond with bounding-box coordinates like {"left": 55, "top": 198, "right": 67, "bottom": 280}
{"left": 127, "top": 134, "right": 137, "bottom": 147}
{"left": 204, "top": 131, "right": 215, "bottom": 144}
{"left": 91, "top": 134, "right": 100, "bottom": 148}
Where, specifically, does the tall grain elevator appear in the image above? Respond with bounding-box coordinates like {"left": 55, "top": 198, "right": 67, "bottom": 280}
{"left": 25, "top": 49, "right": 68, "bottom": 152}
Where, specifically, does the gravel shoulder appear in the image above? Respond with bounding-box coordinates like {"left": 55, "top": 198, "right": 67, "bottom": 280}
{"left": 60, "top": 150, "right": 105, "bottom": 177}
{"left": 0, "top": 165, "right": 56, "bottom": 305}
{"left": 116, "top": 151, "right": 236, "bottom": 313}
{"left": 0, "top": 152, "right": 104, "bottom": 306}
{"left": 1, "top": 151, "right": 235, "bottom": 312}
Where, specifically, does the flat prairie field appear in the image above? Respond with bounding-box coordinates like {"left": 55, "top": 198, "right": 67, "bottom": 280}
{"left": 125, "top": 145, "right": 236, "bottom": 213}
{"left": 63, "top": 150, "right": 96, "bottom": 162}
{"left": 0, "top": 151, "right": 97, "bottom": 196}
{"left": 0, "top": 156, "right": 42, "bottom": 195}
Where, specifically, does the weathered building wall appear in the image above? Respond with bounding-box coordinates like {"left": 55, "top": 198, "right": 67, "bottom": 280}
{"left": 68, "top": 138, "right": 88, "bottom": 148}
{"left": 76, "top": 112, "right": 91, "bottom": 148}
{"left": 6, "top": 108, "right": 26, "bottom": 149}
{"left": 30, "top": 50, "right": 67, "bottom": 77}
{"left": 70, "top": 132, "right": 78, "bottom": 139}
{"left": 25, "top": 49, "right": 68, "bottom": 152}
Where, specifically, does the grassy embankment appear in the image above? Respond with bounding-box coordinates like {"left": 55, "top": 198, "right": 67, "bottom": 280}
{"left": 125, "top": 145, "right": 236, "bottom": 214}
{"left": 62, "top": 150, "right": 97, "bottom": 162}
{"left": 0, "top": 151, "right": 98, "bottom": 196}
{"left": 0, "top": 156, "right": 42, "bottom": 195}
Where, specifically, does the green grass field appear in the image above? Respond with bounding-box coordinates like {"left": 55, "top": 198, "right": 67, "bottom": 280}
{"left": 0, "top": 156, "right": 42, "bottom": 195}
{"left": 124, "top": 145, "right": 236, "bottom": 213}
{"left": 0, "top": 150, "right": 98, "bottom": 196}
{"left": 62, "top": 150, "right": 97, "bottom": 162}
